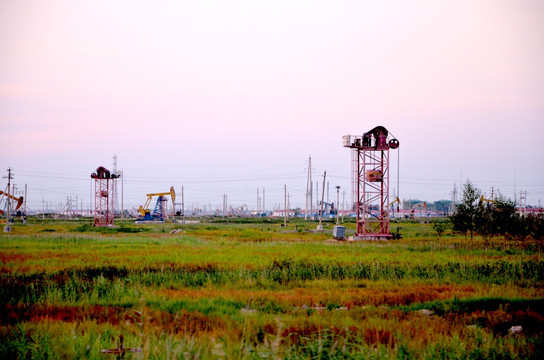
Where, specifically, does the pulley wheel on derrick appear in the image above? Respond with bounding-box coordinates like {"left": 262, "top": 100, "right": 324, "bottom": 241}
{"left": 388, "top": 139, "right": 399, "bottom": 149}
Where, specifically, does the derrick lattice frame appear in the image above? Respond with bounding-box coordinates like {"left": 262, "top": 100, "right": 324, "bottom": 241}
{"left": 344, "top": 128, "right": 397, "bottom": 239}
{"left": 94, "top": 177, "right": 114, "bottom": 227}
{"left": 355, "top": 148, "right": 390, "bottom": 237}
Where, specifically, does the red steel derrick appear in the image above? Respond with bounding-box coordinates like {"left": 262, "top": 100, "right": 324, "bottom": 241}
{"left": 91, "top": 166, "right": 120, "bottom": 227}
{"left": 343, "top": 126, "right": 399, "bottom": 239}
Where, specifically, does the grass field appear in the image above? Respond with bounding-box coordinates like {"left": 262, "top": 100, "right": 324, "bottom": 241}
{"left": 1, "top": 218, "right": 543, "bottom": 359}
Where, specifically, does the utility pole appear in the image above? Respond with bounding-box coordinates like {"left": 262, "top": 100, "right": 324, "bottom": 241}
{"left": 23, "top": 184, "right": 27, "bottom": 225}
{"left": 342, "top": 190, "right": 345, "bottom": 223}
{"left": 310, "top": 181, "right": 313, "bottom": 220}
{"left": 182, "top": 186, "right": 185, "bottom": 221}
{"left": 315, "top": 181, "right": 319, "bottom": 214}
{"left": 305, "top": 169, "right": 308, "bottom": 220}
{"left": 113, "top": 154, "right": 119, "bottom": 216}
{"left": 263, "top": 188, "right": 265, "bottom": 215}
{"left": 12, "top": 184, "right": 17, "bottom": 216}
{"left": 318, "top": 171, "right": 326, "bottom": 231}
{"left": 520, "top": 191, "right": 527, "bottom": 214}
{"left": 336, "top": 186, "right": 340, "bottom": 224}
{"left": 451, "top": 183, "right": 457, "bottom": 214}
{"left": 3, "top": 168, "right": 13, "bottom": 232}
{"left": 397, "top": 146, "right": 400, "bottom": 208}
{"left": 305, "top": 156, "right": 312, "bottom": 220}
{"left": 513, "top": 170, "right": 517, "bottom": 204}
{"left": 284, "top": 185, "right": 287, "bottom": 227}
{"left": 119, "top": 170, "right": 125, "bottom": 219}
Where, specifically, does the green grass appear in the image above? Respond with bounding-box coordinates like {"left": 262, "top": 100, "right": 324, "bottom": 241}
{"left": 1, "top": 219, "right": 543, "bottom": 359}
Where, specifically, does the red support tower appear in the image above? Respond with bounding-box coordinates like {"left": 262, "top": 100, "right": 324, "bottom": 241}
{"left": 91, "top": 166, "right": 120, "bottom": 227}
{"left": 343, "top": 126, "right": 399, "bottom": 239}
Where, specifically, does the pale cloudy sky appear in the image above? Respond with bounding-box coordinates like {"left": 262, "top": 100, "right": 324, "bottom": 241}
{"left": 1, "top": 0, "right": 543, "bottom": 212}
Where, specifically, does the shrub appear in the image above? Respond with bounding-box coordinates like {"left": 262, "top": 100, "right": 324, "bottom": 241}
{"left": 432, "top": 219, "right": 449, "bottom": 238}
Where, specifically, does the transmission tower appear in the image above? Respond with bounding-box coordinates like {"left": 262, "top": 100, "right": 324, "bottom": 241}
{"left": 305, "top": 156, "right": 313, "bottom": 220}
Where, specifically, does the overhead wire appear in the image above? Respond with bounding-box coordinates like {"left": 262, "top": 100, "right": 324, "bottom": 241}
{"left": 5, "top": 164, "right": 544, "bottom": 209}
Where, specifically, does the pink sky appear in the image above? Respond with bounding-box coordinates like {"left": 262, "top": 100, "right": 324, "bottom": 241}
{"left": 1, "top": 0, "right": 543, "bottom": 211}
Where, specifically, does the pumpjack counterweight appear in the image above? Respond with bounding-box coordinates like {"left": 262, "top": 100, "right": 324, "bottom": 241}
{"left": 343, "top": 126, "right": 399, "bottom": 239}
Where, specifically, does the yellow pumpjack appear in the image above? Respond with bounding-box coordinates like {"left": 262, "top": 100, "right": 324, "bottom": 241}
{"left": 138, "top": 186, "right": 176, "bottom": 221}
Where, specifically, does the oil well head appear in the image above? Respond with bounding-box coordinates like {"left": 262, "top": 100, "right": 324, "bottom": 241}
{"left": 342, "top": 125, "right": 399, "bottom": 151}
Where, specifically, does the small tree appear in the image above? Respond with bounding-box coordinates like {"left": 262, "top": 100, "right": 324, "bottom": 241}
{"left": 451, "top": 181, "right": 481, "bottom": 241}
{"left": 473, "top": 194, "right": 520, "bottom": 241}
{"left": 475, "top": 200, "right": 493, "bottom": 241}
{"left": 491, "top": 195, "right": 518, "bottom": 238}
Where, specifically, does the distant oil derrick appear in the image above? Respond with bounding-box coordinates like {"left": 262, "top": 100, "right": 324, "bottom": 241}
{"left": 343, "top": 126, "right": 399, "bottom": 239}
{"left": 91, "top": 166, "right": 120, "bottom": 227}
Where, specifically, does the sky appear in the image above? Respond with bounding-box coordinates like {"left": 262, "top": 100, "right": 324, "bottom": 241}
{"left": 1, "top": 0, "right": 543, "bottom": 214}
